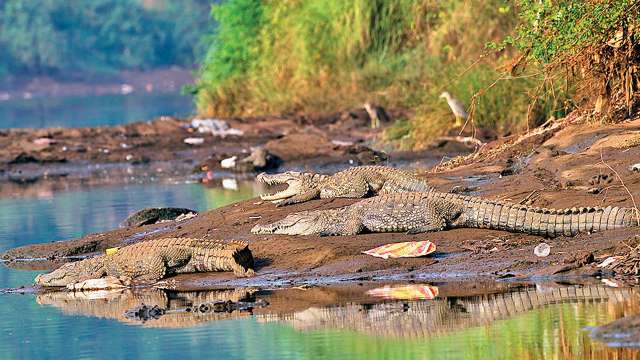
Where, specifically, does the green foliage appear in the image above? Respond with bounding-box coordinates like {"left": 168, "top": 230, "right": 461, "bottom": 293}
{"left": 511, "top": 0, "right": 637, "bottom": 63}
{"left": 0, "top": 0, "right": 214, "bottom": 78}
{"left": 194, "top": 0, "right": 577, "bottom": 146}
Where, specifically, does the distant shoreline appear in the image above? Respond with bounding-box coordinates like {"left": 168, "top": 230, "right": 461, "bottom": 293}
{"left": 0, "top": 67, "right": 195, "bottom": 100}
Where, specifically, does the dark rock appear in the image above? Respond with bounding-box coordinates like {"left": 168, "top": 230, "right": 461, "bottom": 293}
{"left": 121, "top": 207, "right": 198, "bottom": 227}
{"left": 8, "top": 153, "right": 40, "bottom": 165}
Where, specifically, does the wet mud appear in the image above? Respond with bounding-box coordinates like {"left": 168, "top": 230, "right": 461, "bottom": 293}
{"left": 3, "top": 114, "right": 640, "bottom": 289}
{"left": 0, "top": 107, "right": 463, "bottom": 188}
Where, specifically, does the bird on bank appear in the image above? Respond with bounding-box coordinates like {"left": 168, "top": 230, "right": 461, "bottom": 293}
{"left": 439, "top": 91, "right": 468, "bottom": 127}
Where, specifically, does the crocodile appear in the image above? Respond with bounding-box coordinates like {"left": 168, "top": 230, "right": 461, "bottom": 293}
{"left": 257, "top": 165, "right": 432, "bottom": 206}
{"left": 251, "top": 191, "right": 639, "bottom": 237}
{"left": 35, "top": 238, "right": 255, "bottom": 288}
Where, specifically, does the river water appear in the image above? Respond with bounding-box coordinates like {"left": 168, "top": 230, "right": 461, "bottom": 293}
{"left": 0, "top": 91, "right": 193, "bottom": 128}
{"left": 0, "top": 92, "right": 639, "bottom": 359}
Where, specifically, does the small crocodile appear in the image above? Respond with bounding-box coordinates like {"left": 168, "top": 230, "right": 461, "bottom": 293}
{"left": 252, "top": 191, "right": 639, "bottom": 237}
{"left": 257, "top": 166, "right": 432, "bottom": 206}
{"left": 35, "top": 238, "right": 255, "bottom": 288}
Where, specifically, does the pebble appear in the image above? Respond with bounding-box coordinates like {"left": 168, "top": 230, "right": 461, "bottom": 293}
{"left": 534, "top": 243, "right": 551, "bottom": 257}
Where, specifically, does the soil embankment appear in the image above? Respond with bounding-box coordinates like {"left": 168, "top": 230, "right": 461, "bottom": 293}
{"left": 4, "top": 113, "right": 640, "bottom": 288}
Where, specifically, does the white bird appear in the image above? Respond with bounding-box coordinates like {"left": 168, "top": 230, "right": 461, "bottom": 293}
{"left": 220, "top": 156, "right": 237, "bottom": 169}
{"left": 439, "top": 92, "right": 468, "bottom": 127}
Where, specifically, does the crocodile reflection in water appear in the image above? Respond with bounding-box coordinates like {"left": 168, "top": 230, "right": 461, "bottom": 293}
{"left": 257, "top": 284, "right": 638, "bottom": 338}
{"left": 34, "top": 283, "right": 638, "bottom": 335}
{"left": 36, "top": 288, "right": 262, "bottom": 328}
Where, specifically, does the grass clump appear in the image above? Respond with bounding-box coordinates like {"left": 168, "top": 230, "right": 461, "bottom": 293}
{"left": 194, "top": 0, "right": 630, "bottom": 147}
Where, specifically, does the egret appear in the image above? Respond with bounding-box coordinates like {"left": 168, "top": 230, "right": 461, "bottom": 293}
{"left": 439, "top": 92, "right": 468, "bottom": 127}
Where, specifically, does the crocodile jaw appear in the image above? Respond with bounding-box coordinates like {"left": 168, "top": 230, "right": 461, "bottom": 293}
{"left": 35, "top": 263, "right": 82, "bottom": 287}
{"left": 257, "top": 172, "right": 304, "bottom": 202}
{"left": 35, "top": 258, "right": 105, "bottom": 287}
{"left": 251, "top": 212, "right": 322, "bottom": 235}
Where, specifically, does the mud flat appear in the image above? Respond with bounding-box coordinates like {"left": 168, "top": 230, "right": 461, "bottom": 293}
{"left": 3, "top": 114, "right": 640, "bottom": 289}
{"left": 0, "top": 107, "right": 468, "bottom": 190}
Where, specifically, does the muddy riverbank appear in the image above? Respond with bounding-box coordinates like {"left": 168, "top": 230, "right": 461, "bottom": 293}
{"left": 0, "top": 106, "right": 469, "bottom": 188}
{"left": 4, "top": 112, "right": 640, "bottom": 289}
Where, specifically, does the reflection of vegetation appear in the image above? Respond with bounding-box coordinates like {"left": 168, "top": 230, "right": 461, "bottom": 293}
{"left": 258, "top": 302, "right": 636, "bottom": 359}
{"left": 0, "top": 183, "right": 257, "bottom": 253}
{"left": 0, "top": 0, "right": 214, "bottom": 78}
{"left": 5, "top": 288, "right": 637, "bottom": 359}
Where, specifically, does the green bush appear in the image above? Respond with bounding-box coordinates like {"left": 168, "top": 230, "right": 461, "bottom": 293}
{"left": 0, "top": 0, "right": 214, "bottom": 78}
{"left": 194, "top": 0, "right": 582, "bottom": 147}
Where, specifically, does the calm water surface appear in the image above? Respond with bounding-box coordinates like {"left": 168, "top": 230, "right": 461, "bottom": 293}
{"left": 0, "top": 182, "right": 639, "bottom": 359}
{"left": 0, "top": 91, "right": 193, "bottom": 128}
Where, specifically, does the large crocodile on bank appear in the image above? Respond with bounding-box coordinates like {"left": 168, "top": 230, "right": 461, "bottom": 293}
{"left": 35, "top": 238, "right": 255, "bottom": 288}
{"left": 257, "top": 165, "right": 432, "bottom": 206}
{"left": 252, "top": 191, "right": 639, "bottom": 237}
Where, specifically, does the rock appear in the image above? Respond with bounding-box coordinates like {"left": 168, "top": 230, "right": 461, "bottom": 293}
{"left": 121, "top": 207, "right": 198, "bottom": 227}
{"left": 8, "top": 153, "right": 40, "bottom": 164}
{"left": 238, "top": 147, "right": 281, "bottom": 172}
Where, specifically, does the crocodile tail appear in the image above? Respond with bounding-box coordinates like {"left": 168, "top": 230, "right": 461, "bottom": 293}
{"left": 463, "top": 198, "right": 639, "bottom": 237}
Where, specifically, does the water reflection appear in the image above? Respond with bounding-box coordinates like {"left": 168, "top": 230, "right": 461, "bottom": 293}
{"left": 10, "top": 282, "right": 640, "bottom": 359}
{"left": 0, "top": 181, "right": 259, "bottom": 253}
{"left": 37, "top": 288, "right": 260, "bottom": 328}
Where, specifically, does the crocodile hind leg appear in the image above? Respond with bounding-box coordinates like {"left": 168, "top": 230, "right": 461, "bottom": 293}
{"left": 104, "top": 255, "right": 168, "bottom": 286}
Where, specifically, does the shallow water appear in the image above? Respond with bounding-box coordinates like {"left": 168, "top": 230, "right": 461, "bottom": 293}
{"left": 0, "top": 91, "right": 193, "bottom": 128}
{"left": 1, "top": 182, "right": 640, "bottom": 359}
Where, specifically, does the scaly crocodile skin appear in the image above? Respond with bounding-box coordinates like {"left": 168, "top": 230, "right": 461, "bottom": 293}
{"left": 257, "top": 165, "right": 432, "bottom": 206}
{"left": 252, "top": 191, "right": 638, "bottom": 237}
{"left": 35, "top": 238, "right": 255, "bottom": 287}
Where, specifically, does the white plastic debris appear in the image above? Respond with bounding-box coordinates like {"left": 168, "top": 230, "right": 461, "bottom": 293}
{"left": 597, "top": 256, "right": 620, "bottom": 268}
{"left": 534, "top": 243, "right": 551, "bottom": 257}
{"left": 191, "top": 118, "right": 243, "bottom": 138}
{"left": 33, "top": 138, "right": 55, "bottom": 146}
{"left": 222, "top": 178, "right": 239, "bottom": 190}
{"left": 601, "top": 278, "right": 620, "bottom": 288}
{"left": 331, "top": 140, "right": 354, "bottom": 146}
{"left": 184, "top": 137, "right": 205, "bottom": 145}
{"left": 125, "top": 154, "right": 133, "bottom": 161}
{"left": 220, "top": 156, "right": 237, "bottom": 169}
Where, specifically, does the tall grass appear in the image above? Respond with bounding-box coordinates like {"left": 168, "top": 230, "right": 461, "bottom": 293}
{"left": 194, "top": 0, "right": 572, "bottom": 148}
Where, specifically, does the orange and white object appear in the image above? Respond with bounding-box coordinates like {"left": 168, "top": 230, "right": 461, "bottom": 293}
{"left": 362, "top": 240, "right": 436, "bottom": 259}
{"left": 366, "top": 284, "right": 439, "bottom": 300}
